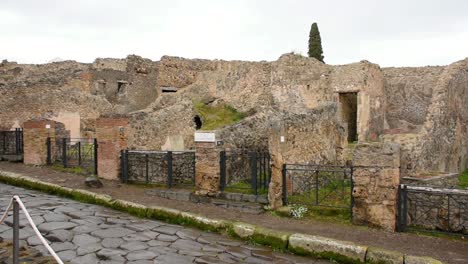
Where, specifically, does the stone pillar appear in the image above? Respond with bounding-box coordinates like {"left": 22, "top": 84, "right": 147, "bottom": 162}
{"left": 96, "top": 117, "right": 129, "bottom": 180}
{"left": 23, "top": 120, "right": 56, "bottom": 165}
{"left": 195, "top": 132, "right": 221, "bottom": 196}
{"left": 352, "top": 142, "right": 400, "bottom": 231}
{"left": 267, "top": 123, "right": 285, "bottom": 209}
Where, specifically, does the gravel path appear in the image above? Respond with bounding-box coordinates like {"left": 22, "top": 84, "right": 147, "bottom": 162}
{"left": 0, "top": 183, "right": 326, "bottom": 264}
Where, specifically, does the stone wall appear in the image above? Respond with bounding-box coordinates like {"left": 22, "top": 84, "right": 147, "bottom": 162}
{"left": 352, "top": 142, "right": 400, "bottom": 231}
{"left": 195, "top": 141, "right": 221, "bottom": 195}
{"left": 383, "top": 66, "right": 444, "bottom": 132}
{"left": 267, "top": 105, "right": 347, "bottom": 208}
{"left": 0, "top": 55, "right": 157, "bottom": 137}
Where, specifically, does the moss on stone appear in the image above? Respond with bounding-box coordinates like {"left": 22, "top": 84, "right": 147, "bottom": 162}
{"left": 289, "top": 245, "right": 364, "bottom": 264}
{"left": 251, "top": 227, "right": 290, "bottom": 251}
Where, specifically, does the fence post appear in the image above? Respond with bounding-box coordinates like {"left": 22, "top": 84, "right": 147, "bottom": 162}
{"left": 402, "top": 185, "right": 408, "bottom": 232}
{"left": 15, "top": 128, "right": 20, "bottom": 155}
{"left": 93, "top": 139, "right": 98, "bottom": 175}
{"left": 13, "top": 198, "right": 19, "bottom": 264}
{"left": 145, "top": 154, "right": 149, "bottom": 184}
{"left": 46, "top": 137, "right": 51, "bottom": 165}
{"left": 315, "top": 169, "right": 319, "bottom": 206}
{"left": 219, "top": 151, "right": 226, "bottom": 192}
{"left": 397, "top": 184, "right": 402, "bottom": 232}
{"left": 250, "top": 151, "right": 258, "bottom": 195}
{"left": 62, "top": 138, "right": 67, "bottom": 168}
{"left": 77, "top": 141, "right": 82, "bottom": 166}
{"left": 350, "top": 166, "right": 354, "bottom": 219}
{"left": 120, "top": 150, "right": 125, "bottom": 183}
{"left": 282, "top": 164, "right": 287, "bottom": 205}
{"left": 167, "top": 151, "right": 173, "bottom": 188}
{"left": 124, "top": 150, "right": 129, "bottom": 183}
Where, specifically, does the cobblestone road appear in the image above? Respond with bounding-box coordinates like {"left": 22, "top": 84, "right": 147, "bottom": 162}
{"left": 0, "top": 184, "right": 327, "bottom": 264}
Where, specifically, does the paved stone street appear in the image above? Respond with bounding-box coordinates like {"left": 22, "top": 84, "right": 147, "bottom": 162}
{"left": 0, "top": 184, "right": 326, "bottom": 264}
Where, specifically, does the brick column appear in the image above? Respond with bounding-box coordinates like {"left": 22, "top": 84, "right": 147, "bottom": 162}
{"left": 352, "top": 142, "right": 400, "bottom": 231}
{"left": 96, "top": 117, "right": 129, "bottom": 180}
{"left": 195, "top": 132, "right": 221, "bottom": 196}
{"left": 23, "top": 120, "right": 56, "bottom": 165}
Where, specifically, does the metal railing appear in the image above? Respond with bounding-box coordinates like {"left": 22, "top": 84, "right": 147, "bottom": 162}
{"left": 397, "top": 184, "right": 468, "bottom": 235}
{"left": 47, "top": 138, "right": 98, "bottom": 174}
{"left": 121, "top": 150, "right": 196, "bottom": 187}
{"left": 282, "top": 164, "right": 354, "bottom": 213}
{"left": 0, "top": 129, "right": 23, "bottom": 155}
{"left": 219, "top": 150, "right": 271, "bottom": 195}
{"left": 0, "top": 196, "right": 63, "bottom": 264}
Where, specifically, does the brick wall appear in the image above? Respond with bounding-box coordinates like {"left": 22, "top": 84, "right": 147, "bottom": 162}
{"left": 96, "top": 117, "right": 129, "bottom": 180}
{"left": 23, "top": 120, "right": 57, "bottom": 165}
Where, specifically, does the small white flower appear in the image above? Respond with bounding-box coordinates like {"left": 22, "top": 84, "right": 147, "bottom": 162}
{"left": 290, "top": 205, "right": 308, "bottom": 219}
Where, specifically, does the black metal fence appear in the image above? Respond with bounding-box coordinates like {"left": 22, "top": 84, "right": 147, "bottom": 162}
{"left": 121, "top": 150, "right": 196, "bottom": 188}
{"left": 398, "top": 185, "right": 467, "bottom": 235}
{"left": 47, "top": 138, "right": 98, "bottom": 174}
{"left": 0, "top": 129, "right": 23, "bottom": 155}
{"left": 219, "top": 150, "right": 271, "bottom": 195}
{"left": 282, "top": 164, "right": 353, "bottom": 212}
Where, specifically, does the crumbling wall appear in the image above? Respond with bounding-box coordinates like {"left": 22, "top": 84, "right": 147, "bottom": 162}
{"left": 0, "top": 55, "right": 158, "bottom": 136}
{"left": 415, "top": 58, "right": 468, "bottom": 174}
{"left": 383, "top": 66, "right": 444, "bottom": 132}
{"left": 331, "top": 61, "right": 386, "bottom": 141}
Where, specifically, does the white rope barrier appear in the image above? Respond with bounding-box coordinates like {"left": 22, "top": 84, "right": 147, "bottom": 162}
{"left": 0, "top": 197, "right": 14, "bottom": 225}
{"left": 0, "top": 196, "right": 64, "bottom": 264}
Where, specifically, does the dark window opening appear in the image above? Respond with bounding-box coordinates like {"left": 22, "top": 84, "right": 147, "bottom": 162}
{"left": 117, "top": 81, "right": 127, "bottom": 94}
{"left": 161, "top": 87, "right": 178, "bottom": 93}
{"left": 194, "top": 115, "right": 202, "bottom": 130}
{"left": 339, "top": 92, "right": 358, "bottom": 142}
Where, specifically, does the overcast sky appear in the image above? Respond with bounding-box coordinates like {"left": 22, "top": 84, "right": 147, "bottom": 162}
{"left": 1, "top": 0, "right": 467, "bottom": 67}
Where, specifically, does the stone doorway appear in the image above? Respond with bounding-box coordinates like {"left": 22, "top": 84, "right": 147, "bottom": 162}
{"left": 339, "top": 92, "right": 358, "bottom": 142}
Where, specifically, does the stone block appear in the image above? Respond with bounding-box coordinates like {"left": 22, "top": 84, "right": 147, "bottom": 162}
{"left": 232, "top": 222, "right": 255, "bottom": 238}
{"left": 366, "top": 247, "right": 404, "bottom": 264}
{"left": 288, "top": 233, "right": 367, "bottom": 263}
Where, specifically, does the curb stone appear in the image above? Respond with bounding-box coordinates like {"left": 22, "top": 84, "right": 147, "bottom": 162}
{"left": 288, "top": 233, "right": 367, "bottom": 263}
{"left": 366, "top": 247, "right": 404, "bottom": 264}
{"left": 0, "top": 171, "right": 445, "bottom": 264}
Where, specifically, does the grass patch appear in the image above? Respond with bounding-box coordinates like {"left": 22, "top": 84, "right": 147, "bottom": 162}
{"left": 194, "top": 101, "right": 245, "bottom": 130}
{"left": 50, "top": 163, "right": 89, "bottom": 176}
{"left": 459, "top": 170, "right": 468, "bottom": 188}
{"left": 223, "top": 179, "right": 268, "bottom": 195}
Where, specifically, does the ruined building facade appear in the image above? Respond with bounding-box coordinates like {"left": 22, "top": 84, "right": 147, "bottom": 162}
{"left": 1, "top": 53, "right": 468, "bottom": 177}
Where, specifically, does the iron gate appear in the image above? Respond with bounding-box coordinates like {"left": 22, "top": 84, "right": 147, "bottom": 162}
{"left": 47, "top": 138, "right": 98, "bottom": 174}
{"left": 397, "top": 185, "right": 467, "bottom": 235}
{"left": 282, "top": 164, "right": 353, "bottom": 213}
{"left": 121, "top": 150, "right": 196, "bottom": 188}
{"left": 219, "top": 150, "right": 271, "bottom": 195}
{"left": 0, "top": 129, "right": 23, "bottom": 155}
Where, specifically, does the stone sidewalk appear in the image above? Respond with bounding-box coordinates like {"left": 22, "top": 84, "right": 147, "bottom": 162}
{"left": 0, "top": 184, "right": 323, "bottom": 264}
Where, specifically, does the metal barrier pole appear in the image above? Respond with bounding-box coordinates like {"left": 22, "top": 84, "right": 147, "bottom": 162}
{"left": 167, "top": 151, "right": 173, "bottom": 188}
{"left": 13, "top": 198, "right": 19, "bottom": 264}
{"left": 124, "top": 150, "right": 129, "bottom": 183}
{"left": 350, "top": 166, "right": 354, "bottom": 219}
{"left": 120, "top": 150, "right": 125, "bottom": 183}
{"left": 282, "top": 164, "right": 287, "bottom": 205}
{"left": 219, "top": 151, "right": 226, "bottom": 191}
{"left": 94, "top": 139, "right": 98, "bottom": 175}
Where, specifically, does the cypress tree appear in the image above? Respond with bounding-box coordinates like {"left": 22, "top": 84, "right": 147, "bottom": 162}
{"left": 308, "top": 22, "right": 324, "bottom": 62}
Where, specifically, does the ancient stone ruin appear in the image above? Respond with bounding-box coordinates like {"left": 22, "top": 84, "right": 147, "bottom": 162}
{"left": 1, "top": 53, "right": 468, "bottom": 231}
